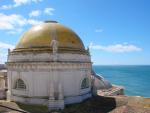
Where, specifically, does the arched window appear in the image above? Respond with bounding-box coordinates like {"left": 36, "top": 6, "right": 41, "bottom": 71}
{"left": 14, "top": 79, "right": 26, "bottom": 90}
{"left": 81, "top": 78, "right": 89, "bottom": 89}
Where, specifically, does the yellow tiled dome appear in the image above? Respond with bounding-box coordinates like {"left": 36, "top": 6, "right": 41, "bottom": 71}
{"left": 13, "top": 21, "right": 86, "bottom": 54}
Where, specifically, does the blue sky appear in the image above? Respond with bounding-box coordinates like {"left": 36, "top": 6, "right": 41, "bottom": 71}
{"left": 0, "top": 0, "right": 150, "bottom": 65}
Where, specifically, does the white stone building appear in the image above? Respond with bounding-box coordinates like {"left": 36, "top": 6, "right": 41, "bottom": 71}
{"left": 6, "top": 21, "right": 123, "bottom": 110}
{"left": 6, "top": 21, "right": 92, "bottom": 110}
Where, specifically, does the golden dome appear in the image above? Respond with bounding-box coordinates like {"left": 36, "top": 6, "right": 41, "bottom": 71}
{"left": 13, "top": 21, "right": 86, "bottom": 54}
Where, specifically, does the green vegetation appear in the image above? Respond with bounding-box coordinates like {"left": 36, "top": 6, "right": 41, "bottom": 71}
{"left": 62, "top": 96, "right": 116, "bottom": 113}
{"left": 13, "top": 96, "right": 116, "bottom": 113}
{"left": 17, "top": 102, "right": 49, "bottom": 113}
{"left": 1, "top": 96, "right": 150, "bottom": 113}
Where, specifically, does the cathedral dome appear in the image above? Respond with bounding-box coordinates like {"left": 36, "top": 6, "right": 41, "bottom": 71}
{"left": 13, "top": 21, "right": 86, "bottom": 54}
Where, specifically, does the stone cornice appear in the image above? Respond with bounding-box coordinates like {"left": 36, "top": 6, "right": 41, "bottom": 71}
{"left": 6, "top": 62, "right": 92, "bottom": 71}
{"left": 7, "top": 52, "right": 91, "bottom": 63}
{"left": 10, "top": 47, "right": 89, "bottom": 55}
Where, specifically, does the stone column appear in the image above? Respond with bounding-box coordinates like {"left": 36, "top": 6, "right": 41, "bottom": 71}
{"left": 49, "top": 83, "right": 54, "bottom": 100}
{"left": 7, "top": 90, "right": 11, "bottom": 101}
{"left": 58, "top": 83, "right": 63, "bottom": 100}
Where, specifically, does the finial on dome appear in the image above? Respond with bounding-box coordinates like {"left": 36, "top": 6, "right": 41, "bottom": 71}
{"left": 44, "top": 20, "right": 58, "bottom": 23}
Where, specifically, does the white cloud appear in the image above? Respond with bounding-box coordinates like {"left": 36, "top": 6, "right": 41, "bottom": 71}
{"left": 0, "top": 51, "right": 7, "bottom": 64}
{"left": 14, "top": 0, "right": 30, "bottom": 7}
{"left": 89, "top": 43, "right": 142, "bottom": 53}
{"left": 7, "top": 28, "right": 24, "bottom": 35}
{"left": 0, "top": 42, "right": 15, "bottom": 49}
{"left": 44, "top": 7, "right": 55, "bottom": 15}
{"left": 0, "top": 0, "right": 43, "bottom": 10}
{"left": 0, "top": 5, "right": 12, "bottom": 10}
{"left": 0, "top": 13, "right": 42, "bottom": 34}
{"left": 0, "top": 42, "right": 15, "bottom": 64}
{"left": 27, "top": 19, "right": 42, "bottom": 25}
{"left": 0, "top": 13, "right": 26, "bottom": 30}
{"left": 14, "top": 0, "right": 43, "bottom": 7}
{"left": 29, "top": 8, "right": 55, "bottom": 17}
{"left": 95, "top": 29, "right": 103, "bottom": 33}
{"left": 29, "top": 10, "right": 41, "bottom": 17}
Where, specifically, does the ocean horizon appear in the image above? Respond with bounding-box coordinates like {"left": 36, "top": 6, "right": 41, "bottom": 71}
{"left": 93, "top": 65, "right": 150, "bottom": 97}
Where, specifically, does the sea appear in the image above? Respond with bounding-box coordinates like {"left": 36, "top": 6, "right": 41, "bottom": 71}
{"left": 93, "top": 65, "right": 150, "bottom": 97}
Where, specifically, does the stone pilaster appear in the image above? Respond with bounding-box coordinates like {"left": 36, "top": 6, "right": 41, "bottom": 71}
{"left": 49, "top": 83, "right": 54, "bottom": 100}
{"left": 58, "top": 83, "right": 63, "bottom": 100}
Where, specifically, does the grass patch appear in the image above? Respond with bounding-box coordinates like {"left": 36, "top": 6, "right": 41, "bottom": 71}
{"left": 62, "top": 96, "right": 116, "bottom": 113}
{"left": 16, "top": 102, "right": 49, "bottom": 113}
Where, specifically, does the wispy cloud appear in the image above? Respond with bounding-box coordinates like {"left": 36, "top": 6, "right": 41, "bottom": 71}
{"left": 95, "top": 29, "right": 103, "bottom": 33}
{"left": 29, "top": 7, "right": 55, "bottom": 17}
{"left": 89, "top": 42, "right": 142, "bottom": 53}
{"left": 14, "top": 0, "right": 43, "bottom": 7}
{"left": 0, "top": 13, "right": 42, "bottom": 34}
{"left": 0, "top": 42, "right": 15, "bottom": 49}
{"left": 0, "top": 13, "right": 26, "bottom": 30}
{"left": 29, "top": 10, "right": 41, "bottom": 17}
{"left": 44, "top": 7, "right": 55, "bottom": 15}
{"left": 0, "top": 51, "right": 7, "bottom": 64}
{"left": 27, "top": 19, "right": 42, "bottom": 25}
{"left": 0, "top": 0, "right": 43, "bottom": 10}
{"left": 0, "top": 42, "right": 15, "bottom": 63}
{"left": 7, "top": 28, "right": 24, "bottom": 35}
{"left": 0, "top": 5, "right": 12, "bottom": 10}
